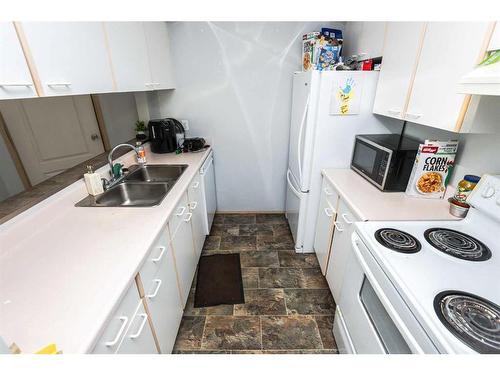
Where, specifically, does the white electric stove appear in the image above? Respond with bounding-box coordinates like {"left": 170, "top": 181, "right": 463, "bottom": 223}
{"left": 334, "top": 174, "right": 500, "bottom": 354}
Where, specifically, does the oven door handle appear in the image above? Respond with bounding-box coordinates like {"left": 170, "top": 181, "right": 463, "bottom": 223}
{"left": 351, "top": 235, "right": 424, "bottom": 354}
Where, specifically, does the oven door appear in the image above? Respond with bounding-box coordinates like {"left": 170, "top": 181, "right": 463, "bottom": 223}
{"left": 351, "top": 137, "right": 391, "bottom": 190}
{"left": 338, "top": 232, "right": 437, "bottom": 354}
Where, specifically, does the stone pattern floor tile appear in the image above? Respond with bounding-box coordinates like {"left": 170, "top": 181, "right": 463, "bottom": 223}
{"left": 173, "top": 213, "right": 338, "bottom": 355}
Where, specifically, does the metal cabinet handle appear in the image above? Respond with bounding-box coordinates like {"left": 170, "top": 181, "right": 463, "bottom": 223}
{"left": 334, "top": 221, "right": 344, "bottom": 232}
{"left": 189, "top": 201, "right": 198, "bottom": 210}
{"left": 405, "top": 113, "right": 422, "bottom": 120}
{"left": 129, "top": 314, "right": 148, "bottom": 339}
{"left": 324, "top": 207, "right": 334, "bottom": 217}
{"left": 192, "top": 181, "right": 200, "bottom": 189}
{"left": 341, "top": 213, "right": 354, "bottom": 224}
{"left": 46, "top": 82, "right": 72, "bottom": 87}
{"left": 176, "top": 206, "right": 186, "bottom": 216}
{"left": 147, "top": 279, "right": 162, "bottom": 299}
{"left": 387, "top": 108, "right": 401, "bottom": 116}
{"left": 105, "top": 316, "right": 128, "bottom": 347}
{"left": 183, "top": 212, "right": 193, "bottom": 222}
{"left": 0, "top": 83, "right": 33, "bottom": 87}
{"left": 151, "top": 246, "right": 166, "bottom": 263}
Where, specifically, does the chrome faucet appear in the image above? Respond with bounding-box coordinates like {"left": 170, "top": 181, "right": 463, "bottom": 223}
{"left": 102, "top": 143, "right": 139, "bottom": 190}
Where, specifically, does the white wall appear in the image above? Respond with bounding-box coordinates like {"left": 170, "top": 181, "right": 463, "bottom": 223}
{"left": 0, "top": 136, "right": 24, "bottom": 201}
{"left": 98, "top": 92, "right": 139, "bottom": 146}
{"left": 342, "top": 22, "right": 386, "bottom": 60}
{"left": 156, "top": 21, "right": 345, "bottom": 212}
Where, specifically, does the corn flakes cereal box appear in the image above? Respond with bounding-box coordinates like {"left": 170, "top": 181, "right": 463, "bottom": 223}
{"left": 405, "top": 140, "right": 459, "bottom": 199}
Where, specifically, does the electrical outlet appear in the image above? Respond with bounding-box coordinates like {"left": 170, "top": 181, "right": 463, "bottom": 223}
{"left": 180, "top": 119, "right": 189, "bottom": 131}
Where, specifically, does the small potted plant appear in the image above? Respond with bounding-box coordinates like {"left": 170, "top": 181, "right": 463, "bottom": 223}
{"left": 135, "top": 120, "right": 147, "bottom": 141}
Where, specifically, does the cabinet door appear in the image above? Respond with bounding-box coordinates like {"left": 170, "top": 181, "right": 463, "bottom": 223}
{"left": 141, "top": 242, "right": 183, "bottom": 354}
{"left": 20, "top": 22, "right": 114, "bottom": 96}
{"left": 104, "top": 22, "right": 154, "bottom": 92}
{"left": 170, "top": 209, "right": 196, "bottom": 307}
{"left": 326, "top": 199, "right": 358, "bottom": 302}
{"left": 143, "top": 22, "right": 175, "bottom": 90}
{"left": 0, "top": 22, "right": 36, "bottom": 99}
{"left": 188, "top": 174, "right": 206, "bottom": 257}
{"left": 405, "top": 22, "right": 490, "bottom": 131}
{"left": 489, "top": 24, "right": 500, "bottom": 51}
{"left": 313, "top": 182, "right": 337, "bottom": 275}
{"left": 115, "top": 302, "right": 158, "bottom": 354}
{"left": 92, "top": 282, "right": 141, "bottom": 354}
{"left": 373, "top": 22, "right": 425, "bottom": 120}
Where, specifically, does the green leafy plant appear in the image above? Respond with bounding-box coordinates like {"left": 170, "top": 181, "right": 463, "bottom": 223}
{"left": 135, "top": 120, "right": 146, "bottom": 132}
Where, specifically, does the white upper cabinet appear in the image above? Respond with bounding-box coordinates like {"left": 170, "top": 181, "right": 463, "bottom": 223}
{"left": 343, "top": 22, "right": 386, "bottom": 60}
{"left": 488, "top": 23, "right": 500, "bottom": 51}
{"left": 143, "top": 22, "right": 175, "bottom": 90}
{"left": 373, "top": 22, "right": 425, "bottom": 120}
{"left": 104, "top": 22, "right": 152, "bottom": 92}
{"left": 406, "top": 22, "right": 491, "bottom": 131}
{"left": 0, "top": 22, "right": 37, "bottom": 99}
{"left": 19, "top": 22, "right": 115, "bottom": 96}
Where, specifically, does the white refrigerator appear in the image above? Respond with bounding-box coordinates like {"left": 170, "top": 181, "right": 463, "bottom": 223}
{"left": 285, "top": 70, "right": 394, "bottom": 253}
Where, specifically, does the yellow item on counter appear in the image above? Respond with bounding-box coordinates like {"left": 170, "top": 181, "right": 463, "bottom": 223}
{"left": 35, "top": 343, "right": 58, "bottom": 354}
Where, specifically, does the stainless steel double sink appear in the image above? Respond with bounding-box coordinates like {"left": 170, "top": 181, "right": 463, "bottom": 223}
{"left": 76, "top": 164, "right": 188, "bottom": 207}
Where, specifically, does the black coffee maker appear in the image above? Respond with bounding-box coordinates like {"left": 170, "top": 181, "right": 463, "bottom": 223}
{"left": 148, "top": 118, "right": 185, "bottom": 153}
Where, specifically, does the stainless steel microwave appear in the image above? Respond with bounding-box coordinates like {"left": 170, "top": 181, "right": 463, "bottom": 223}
{"left": 350, "top": 134, "right": 420, "bottom": 192}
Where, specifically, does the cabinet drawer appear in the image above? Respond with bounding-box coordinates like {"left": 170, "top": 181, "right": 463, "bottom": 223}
{"left": 168, "top": 192, "right": 189, "bottom": 238}
{"left": 92, "top": 281, "right": 140, "bottom": 354}
{"left": 115, "top": 301, "right": 158, "bottom": 354}
{"left": 141, "top": 242, "right": 183, "bottom": 353}
{"left": 322, "top": 179, "right": 339, "bottom": 208}
{"left": 187, "top": 174, "right": 206, "bottom": 257}
{"left": 139, "top": 226, "right": 171, "bottom": 290}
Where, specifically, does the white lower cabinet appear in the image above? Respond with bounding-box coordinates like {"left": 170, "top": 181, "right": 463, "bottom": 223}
{"left": 187, "top": 174, "right": 206, "bottom": 257}
{"left": 115, "top": 302, "right": 157, "bottom": 354}
{"left": 170, "top": 193, "right": 197, "bottom": 307}
{"left": 313, "top": 180, "right": 338, "bottom": 274}
{"left": 326, "top": 199, "right": 359, "bottom": 302}
{"left": 92, "top": 156, "right": 213, "bottom": 353}
{"left": 92, "top": 282, "right": 142, "bottom": 354}
{"left": 139, "top": 228, "right": 183, "bottom": 354}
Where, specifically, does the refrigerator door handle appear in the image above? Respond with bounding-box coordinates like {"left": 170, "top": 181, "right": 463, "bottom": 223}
{"left": 297, "top": 94, "right": 310, "bottom": 184}
{"left": 287, "top": 170, "right": 303, "bottom": 197}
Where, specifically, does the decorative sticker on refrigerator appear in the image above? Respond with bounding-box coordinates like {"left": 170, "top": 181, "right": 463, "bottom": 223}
{"left": 330, "top": 75, "right": 364, "bottom": 115}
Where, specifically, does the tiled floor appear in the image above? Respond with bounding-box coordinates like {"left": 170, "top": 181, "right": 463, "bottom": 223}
{"left": 173, "top": 213, "right": 337, "bottom": 354}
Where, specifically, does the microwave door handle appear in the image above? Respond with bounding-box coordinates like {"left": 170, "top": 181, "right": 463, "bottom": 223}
{"left": 297, "top": 95, "right": 310, "bottom": 184}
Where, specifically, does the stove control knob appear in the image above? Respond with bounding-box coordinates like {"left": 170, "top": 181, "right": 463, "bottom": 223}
{"left": 481, "top": 184, "right": 495, "bottom": 198}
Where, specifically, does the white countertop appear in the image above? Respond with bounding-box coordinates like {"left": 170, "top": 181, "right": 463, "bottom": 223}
{"left": 322, "top": 169, "right": 459, "bottom": 222}
{"left": 0, "top": 145, "right": 211, "bottom": 353}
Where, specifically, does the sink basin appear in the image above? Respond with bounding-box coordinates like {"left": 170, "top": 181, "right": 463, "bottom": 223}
{"left": 124, "top": 164, "right": 187, "bottom": 183}
{"left": 76, "top": 182, "right": 171, "bottom": 207}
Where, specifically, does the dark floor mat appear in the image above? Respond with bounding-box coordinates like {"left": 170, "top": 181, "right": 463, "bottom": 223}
{"left": 194, "top": 253, "right": 245, "bottom": 308}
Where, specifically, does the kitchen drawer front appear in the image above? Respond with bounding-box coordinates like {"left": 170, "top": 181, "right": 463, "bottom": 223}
{"left": 91, "top": 281, "right": 140, "bottom": 354}
{"left": 322, "top": 179, "right": 339, "bottom": 208}
{"left": 187, "top": 174, "right": 206, "bottom": 257}
{"left": 171, "top": 213, "right": 196, "bottom": 307}
{"left": 115, "top": 301, "right": 158, "bottom": 354}
{"left": 142, "top": 243, "right": 183, "bottom": 353}
{"left": 139, "top": 226, "right": 171, "bottom": 287}
{"left": 168, "top": 192, "right": 189, "bottom": 238}
{"left": 314, "top": 186, "right": 337, "bottom": 275}
{"left": 326, "top": 199, "right": 359, "bottom": 302}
